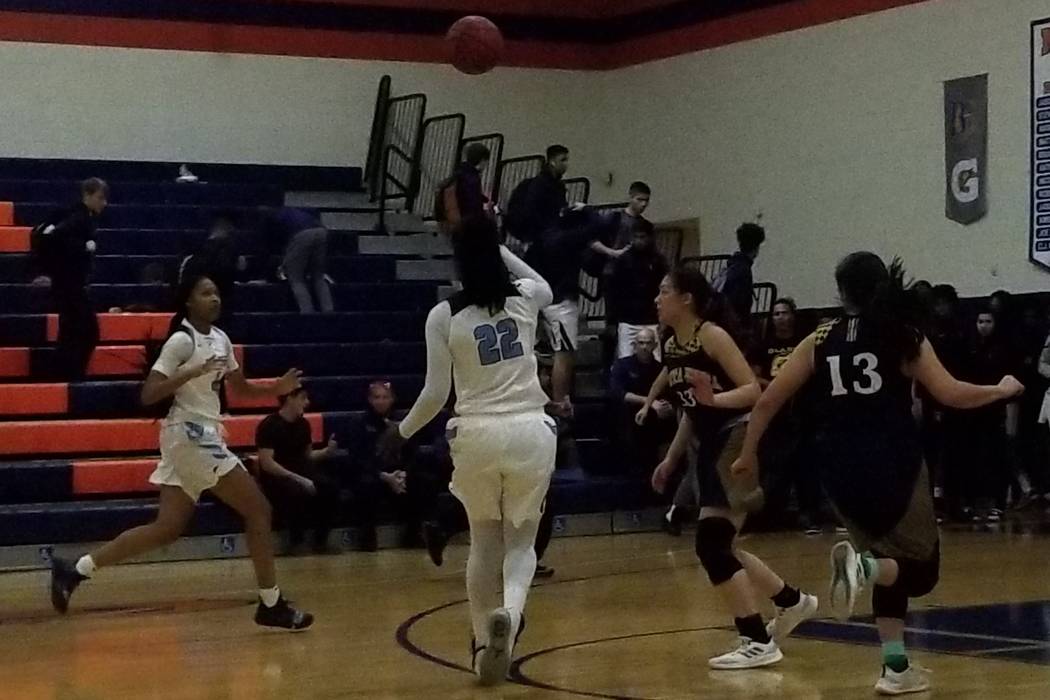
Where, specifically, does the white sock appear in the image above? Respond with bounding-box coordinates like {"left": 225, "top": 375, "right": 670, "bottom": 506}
{"left": 76, "top": 555, "right": 96, "bottom": 578}
{"left": 502, "top": 518, "right": 541, "bottom": 647}
{"left": 466, "top": 520, "right": 503, "bottom": 647}
{"left": 259, "top": 586, "right": 280, "bottom": 607}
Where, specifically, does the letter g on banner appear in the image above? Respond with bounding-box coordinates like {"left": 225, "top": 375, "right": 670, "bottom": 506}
{"left": 944, "top": 74, "right": 988, "bottom": 224}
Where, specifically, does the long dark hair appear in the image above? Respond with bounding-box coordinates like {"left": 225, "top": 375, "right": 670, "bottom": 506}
{"left": 167, "top": 273, "right": 216, "bottom": 335}
{"left": 453, "top": 217, "right": 515, "bottom": 315}
{"left": 668, "top": 260, "right": 743, "bottom": 342}
{"left": 835, "top": 252, "right": 922, "bottom": 362}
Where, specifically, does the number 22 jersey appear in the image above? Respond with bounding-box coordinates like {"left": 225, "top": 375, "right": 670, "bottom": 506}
{"left": 444, "top": 278, "right": 550, "bottom": 417}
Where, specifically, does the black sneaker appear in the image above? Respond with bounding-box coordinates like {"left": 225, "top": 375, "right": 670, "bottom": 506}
{"left": 534, "top": 563, "right": 555, "bottom": 579}
{"left": 663, "top": 507, "right": 683, "bottom": 537}
{"left": 50, "top": 557, "right": 87, "bottom": 614}
{"left": 423, "top": 520, "right": 448, "bottom": 567}
{"left": 254, "top": 596, "right": 314, "bottom": 631}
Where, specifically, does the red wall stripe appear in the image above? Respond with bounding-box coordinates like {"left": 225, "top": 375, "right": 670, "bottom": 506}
{"left": 0, "top": 1, "right": 931, "bottom": 69}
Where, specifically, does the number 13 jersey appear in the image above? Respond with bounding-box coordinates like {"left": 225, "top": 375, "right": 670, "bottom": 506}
{"left": 443, "top": 278, "right": 550, "bottom": 417}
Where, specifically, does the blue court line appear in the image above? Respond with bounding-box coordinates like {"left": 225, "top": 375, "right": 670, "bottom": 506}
{"left": 794, "top": 599, "right": 1050, "bottom": 666}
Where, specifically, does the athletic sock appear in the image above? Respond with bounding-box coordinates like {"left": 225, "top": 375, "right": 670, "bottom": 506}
{"left": 734, "top": 614, "right": 771, "bottom": 644}
{"left": 882, "top": 640, "right": 909, "bottom": 672}
{"left": 860, "top": 553, "right": 879, "bottom": 581}
{"left": 75, "top": 555, "right": 96, "bottom": 578}
{"left": 770, "top": 583, "right": 801, "bottom": 609}
{"left": 259, "top": 586, "right": 281, "bottom": 608}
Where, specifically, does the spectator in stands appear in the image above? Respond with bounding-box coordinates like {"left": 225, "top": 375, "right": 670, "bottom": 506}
{"left": 504, "top": 144, "right": 571, "bottom": 243}
{"left": 255, "top": 387, "right": 340, "bottom": 553}
{"left": 347, "top": 380, "right": 443, "bottom": 550}
{"left": 33, "top": 177, "right": 108, "bottom": 379}
{"left": 750, "top": 298, "right": 822, "bottom": 533}
{"left": 606, "top": 221, "right": 667, "bottom": 361}
{"left": 180, "top": 211, "right": 248, "bottom": 318}
{"left": 606, "top": 181, "right": 654, "bottom": 252}
{"left": 608, "top": 328, "right": 675, "bottom": 473}
{"left": 261, "top": 207, "right": 334, "bottom": 314}
{"left": 437, "top": 142, "right": 491, "bottom": 233}
{"left": 717, "top": 222, "right": 766, "bottom": 336}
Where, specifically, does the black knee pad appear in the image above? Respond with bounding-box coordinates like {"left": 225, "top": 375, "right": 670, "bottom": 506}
{"left": 897, "top": 546, "right": 941, "bottom": 598}
{"left": 872, "top": 582, "right": 909, "bottom": 620}
{"left": 695, "top": 517, "right": 742, "bottom": 585}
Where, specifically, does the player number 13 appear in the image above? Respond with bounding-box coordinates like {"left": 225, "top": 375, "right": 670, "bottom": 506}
{"left": 826, "top": 352, "right": 882, "bottom": 396}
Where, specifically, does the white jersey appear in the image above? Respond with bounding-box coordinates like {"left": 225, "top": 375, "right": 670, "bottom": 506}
{"left": 151, "top": 320, "right": 238, "bottom": 425}
{"left": 398, "top": 248, "right": 554, "bottom": 439}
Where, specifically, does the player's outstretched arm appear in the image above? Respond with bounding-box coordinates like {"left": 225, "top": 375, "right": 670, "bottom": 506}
{"left": 908, "top": 338, "right": 1022, "bottom": 409}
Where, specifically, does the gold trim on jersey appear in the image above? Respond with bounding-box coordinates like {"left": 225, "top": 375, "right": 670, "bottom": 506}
{"left": 813, "top": 318, "right": 840, "bottom": 346}
{"left": 663, "top": 322, "right": 705, "bottom": 359}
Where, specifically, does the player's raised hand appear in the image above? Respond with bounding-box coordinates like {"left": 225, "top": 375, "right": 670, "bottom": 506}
{"left": 275, "top": 368, "right": 303, "bottom": 395}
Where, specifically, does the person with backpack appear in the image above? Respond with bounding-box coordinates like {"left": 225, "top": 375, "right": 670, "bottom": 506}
{"left": 436, "top": 143, "right": 491, "bottom": 235}
{"left": 32, "top": 178, "right": 108, "bottom": 379}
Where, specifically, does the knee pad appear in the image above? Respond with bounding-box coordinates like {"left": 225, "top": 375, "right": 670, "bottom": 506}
{"left": 694, "top": 517, "right": 742, "bottom": 585}
{"left": 897, "top": 548, "right": 941, "bottom": 598}
{"left": 872, "top": 583, "right": 909, "bottom": 620}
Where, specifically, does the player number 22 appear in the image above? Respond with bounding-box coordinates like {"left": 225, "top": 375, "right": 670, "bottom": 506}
{"left": 474, "top": 319, "right": 525, "bottom": 366}
{"left": 827, "top": 352, "right": 882, "bottom": 396}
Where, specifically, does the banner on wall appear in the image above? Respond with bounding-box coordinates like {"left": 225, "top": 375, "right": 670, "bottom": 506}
{"left": 1031, "top": 19, "right": 1050, "bottom": 269}
{"left": 944, "top": 74, "right": 987, "bottom": 225}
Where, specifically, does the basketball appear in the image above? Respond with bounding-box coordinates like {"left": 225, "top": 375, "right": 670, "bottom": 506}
{"left": 446, "top": 15, "right": 504, "bottom": 75}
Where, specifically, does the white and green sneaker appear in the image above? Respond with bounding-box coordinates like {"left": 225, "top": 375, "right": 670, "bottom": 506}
{"left": 766, "top": 592, "right": 819, "bottom": 643}
{"left": 875, "top": 664, "right": 931, "bottom": 695}
{"left": 829, "top": 540, "right": 866, "bottom": 621}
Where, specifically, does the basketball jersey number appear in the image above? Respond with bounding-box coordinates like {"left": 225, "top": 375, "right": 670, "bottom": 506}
{"left": 676, "top": 389, "right": 697, "bottom": 407}
{"left": 474, "top": 319, "right": 525, "bottom": 366}
{"left": 826, "top": 352, "right": 883, "bottom": 396}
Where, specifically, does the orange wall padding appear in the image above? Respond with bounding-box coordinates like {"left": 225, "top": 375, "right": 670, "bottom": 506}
{"left": 0, "top": 412, "right": 323, "bottom": 456}
{"left": 226, "top": 378, "right": 280, "bottom": 410}
{"left": 0, "top": 226, "right": 30, "bottom": 253}
{"left": 0, "top": 383, "right": 68, "bottom": 416}
{"left": 0, "top": 348, "right": 30, "bottom": 377}
{"left": 47, "top": 313, "right": 176, "bottom": 343}
{"left": 72, "top": 458, "right": 158, "bottom": 495}
{"left": 0, "top": 201, "right": 12, "bottom": 226}
{"left": 87, "top": 345, "right": 147, "bottom": 375}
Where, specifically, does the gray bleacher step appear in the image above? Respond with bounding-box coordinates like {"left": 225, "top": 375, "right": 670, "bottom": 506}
{"left": 284, "top": 191, "right": 374, "bottom": 209}
{"left": 359, "top": 233, "right": 452, "bottom": 257}
{"left": 323, "top": 210, "right": 427, "bottom": 233}
{"left": 0, "top": 508, "right": 666, "bottom": 571}
{"left": 397, "top": 259, "right": 456, "bottom": 281}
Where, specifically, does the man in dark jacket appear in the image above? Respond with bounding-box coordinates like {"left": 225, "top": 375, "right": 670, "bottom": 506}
{"left": 606, "top": 222, "right": 667, "bottom": 360}
{"left": 505, "top": 144, "right": 573, "bottom": 242}
{"left": 35, "top": 178, "right": 108, "bottom": 379}
{"left": 718, "top": 222, "right": 766, "bottom": 335}
{"left": 453, "top": 142, "right": 490, "bottom": 224}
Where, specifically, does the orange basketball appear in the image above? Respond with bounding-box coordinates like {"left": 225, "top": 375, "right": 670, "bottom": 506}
{"left": 446, "top": 15, "right": 504, "bottom": 75}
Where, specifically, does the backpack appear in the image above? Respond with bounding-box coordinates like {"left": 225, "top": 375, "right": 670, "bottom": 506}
{"left": 433, "top": 174, "right": 461, "bottom": 235}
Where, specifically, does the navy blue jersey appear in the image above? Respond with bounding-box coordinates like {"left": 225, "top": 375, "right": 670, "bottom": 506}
{"left": 663, "top": 323, "right": 748, "bottom": 439}
{"left": 810, "top": 316, "right": 924, "bottom": 536}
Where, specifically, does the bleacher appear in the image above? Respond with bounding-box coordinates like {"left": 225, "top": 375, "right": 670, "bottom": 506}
{"left": 0, "top": 156, "right": 661, "bottom": 567}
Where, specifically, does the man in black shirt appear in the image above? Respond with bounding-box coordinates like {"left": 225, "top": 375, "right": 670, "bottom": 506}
{"left": 607, "top": 221, "right": 667, "bottom": 360}
{"left": 718, "top": 222, "right": 766, "bottom": 340}
{"left": 256, "top": 387, "right": 339, "bottom": 553}
{"left": 34, "top": 178, "right": 107, "bottom": 379}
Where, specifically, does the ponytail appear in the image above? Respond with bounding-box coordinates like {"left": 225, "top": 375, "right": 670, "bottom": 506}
{"left": 836, "top": 252, "right": 922, "bottom": 363}
{"left": 668, "top": 260, "right": 745, "bottom": 345}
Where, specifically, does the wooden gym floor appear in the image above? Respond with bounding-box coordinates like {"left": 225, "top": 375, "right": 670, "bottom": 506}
{"left": 3, "top": 528, "right": 1050, "bottom": 699}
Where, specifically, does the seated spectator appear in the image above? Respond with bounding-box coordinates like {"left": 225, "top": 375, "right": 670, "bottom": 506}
{"left": 608, "top": 328, "right": 675, "bottom": 473}
{"left": 255, "top": 387, "right": 340, "bottom": 553}
{"left": 606, "top": 223, "right": 668, "bottom": 361}
{"left": 32, "top": 177, "right": 107, "bottom": 379}
{"left": 347, "top": 380, "right": 444, "bottom": 550}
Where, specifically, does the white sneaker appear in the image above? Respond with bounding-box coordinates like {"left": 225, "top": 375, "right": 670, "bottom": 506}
{"left": 766, "top": 592, "right": 819, "bottom": 643}
{"left": 474, "top": 608, "right": 512, "bottom": 685}
{"left": 829, "top": 540, "right": 865, "bottom": 621}
{"left": 708, "top": 637, "right": 783, "bottom": 670}
{"left": 176, "top": 164, "right": 199, "bottom": 183}
{"left": 875, "top": 664, "right": 931, "bottom": 695}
